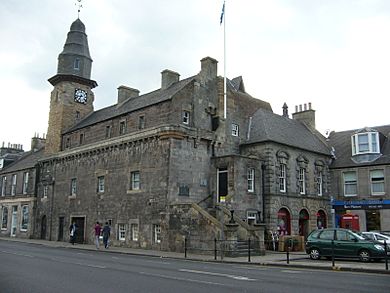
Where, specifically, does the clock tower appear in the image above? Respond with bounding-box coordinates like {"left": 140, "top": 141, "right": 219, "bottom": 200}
{"left": 46, "top": 18, "right": 97, "bottom": 154}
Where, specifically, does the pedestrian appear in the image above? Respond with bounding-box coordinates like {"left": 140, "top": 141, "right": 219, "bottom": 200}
{"left": 94, "top": 221, "right": 102, "bottom": 249}
{"left": 69, "top": 222, "right": 77, "bottom": 245}
{"left": 102, "top": 222, "right": 111, "bottom": 249}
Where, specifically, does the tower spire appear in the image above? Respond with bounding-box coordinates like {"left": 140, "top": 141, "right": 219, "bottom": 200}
{"left": 75, "top": 0, "right": 83, "bottom": 19}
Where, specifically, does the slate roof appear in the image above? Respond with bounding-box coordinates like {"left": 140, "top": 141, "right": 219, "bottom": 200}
{"left": 0, "top": 148, "right": 45, "bottom": 174}
{"left": 66, "top": 76, "right": 196, "bottom": 133}
{"left": 328, "top": 124, "right": 390, "bottom": 168}
{"left": 242, "top": 108, "right": 330, "bottom": 155}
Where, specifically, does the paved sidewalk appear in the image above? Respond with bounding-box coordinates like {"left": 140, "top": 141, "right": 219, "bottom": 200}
{"left": 1, "top": 237, "right": 389, "bottom": 275}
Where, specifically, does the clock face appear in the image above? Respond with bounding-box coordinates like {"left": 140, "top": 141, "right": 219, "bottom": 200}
{"left": 74, "top": 89, "right": 87, "bottom": 104}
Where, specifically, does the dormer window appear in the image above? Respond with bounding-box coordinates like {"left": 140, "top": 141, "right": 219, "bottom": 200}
{"left": 351, "top": 132, "right": 379, "bottom": 155}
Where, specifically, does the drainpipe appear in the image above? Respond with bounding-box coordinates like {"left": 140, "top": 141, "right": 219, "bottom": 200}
{"left": 49, "top": 160, "right": 56, "bottom": 241}
{"left": 261, "top": 164, "right": 266, "bottom": 223}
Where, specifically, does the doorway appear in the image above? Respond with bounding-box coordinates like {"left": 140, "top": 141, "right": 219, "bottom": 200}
{"left": 70, "top": 216, "right": 85, "bottom": 244}
{"left": 366, "top": 210, "right": 380, "bottom": 231}
{"left": 11, "top": 206, "right": 18, "bottom": 237}
{"left": 298, "top": 209, "right": 309, "bottom": 239}
{"left": 40, "top": 215, "right": 47, "bottom": 239}
{"left": 58, "top": 217, "right": 64, "bottom": 241}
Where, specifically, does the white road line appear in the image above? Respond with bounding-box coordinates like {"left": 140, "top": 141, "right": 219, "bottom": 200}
{"left": 281, "top": 270, "right": 301, "bottom": 274}
{"left": 50, "top": 257, "right": 106, "bottom": 269}
{"left": 179, "top": 269, "right": 256, "bottom": 281}
{"left": 1, "top": 250, "right": 34, "bottom": 258}
{"left": 111, "top": 256, "right": 119, "bottom": 259}
{"left": 139, "top": 271, "right": 227, "bottom": 286}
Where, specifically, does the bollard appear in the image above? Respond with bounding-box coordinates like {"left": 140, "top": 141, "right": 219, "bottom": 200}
{"left": 286, "top": 246, "right": 290, "bottom": 264}
{"left": 248, "top": 238, "right": 251, "bottom": 263}
{"left": 214, "top": 238, "right": 217, "bottom": 260}
{"left": 331, "top": 240, "right": 335, "bottom": 268}
{"left": 184, "top": 237, "right": 187, "bottom": 259}
{"left": 385, "top": 240, "right": 388, "bottom": 271}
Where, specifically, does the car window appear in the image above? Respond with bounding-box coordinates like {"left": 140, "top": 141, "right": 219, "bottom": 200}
{"left": 319, "top": 230, "right": 334, "bottom": 240}
{"left": 309, "top": 230, "right": 321, "bottom": 239}
{"left": 363, "top": 233, "right": 374, "bottom": 240}
{"left": 376, "top": 235, "right": 387, "bottom": 241}
{"left": 336, "top": 230, "right": 355, "bottom": 241}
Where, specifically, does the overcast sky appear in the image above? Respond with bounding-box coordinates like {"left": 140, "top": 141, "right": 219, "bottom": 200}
{"left": 1, "top": 0, "right": 389, "bottom": 151}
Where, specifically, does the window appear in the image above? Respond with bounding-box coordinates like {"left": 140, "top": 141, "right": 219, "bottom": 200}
{"left": 336, "top": 230, "right": 355, "bottom": 241}
{"left": 119, "top": 121, "right": 126, "bottom": 135}
{"left": 343, "top": 171, "right": 357, "bottom": 196}
{"left": 231, "top": 123, "right": 239, "bottom": 136}
{"left": 65, "top": 137, "right": 71, "bottom": 148}
{"left": 247, "top": 211, "right": 257, "bottom": 225}
{"left": 182, "top": 111, "right": 190, "bottom": 125}
{"left": 138, "top": 116, "right": 145, "bottom": 129}
{"left": 317, "top": 171, "right": 323, "bottom": 196}
{"left": 298, "top": 168, "right": 305, "bottom": 195}
{"left": 247, "top": 168, "right": 255, "bottom": 192}
{"left": 105, "top": 125, "right": 112, "bottom": 139}
{"left": 370, "top": 170, "right": 384, "bottom": 195}
{"left": 351, "top": 132, "right": 380, "bottom": 155}
{"left": 43, "top": 185, "right": 48, "bottom": 198}
{"left": 1, "top": 207, "right": 8, "bottom": 229}
{"left": 318, "top": 229, "right": 334, "bottom": 240}
{"left": 131, "top": 224, "right": 139, "bottom": 241}
{"left": 1, "top": 176, "right": 6, "bottom": 196}
{"left": 217, "top": 168, "right": 228, "bottom": 202}
{"left": 76, "top": 111, "right": 80, "bottom": 120}
{"left": 21, "top": 206, "right": 29, "bottom": 231}
{"left": 97, "top": 176, "right": 105, "bottom": 193}
{"left": 70, "top": 178, "right": 77, "bottom": 196}
{"left": 74, "top": 58, "right": 80, "bottom": 70}
{"left": 79, "top": 133, "right": 84, "bottom": 145}
{"left": 118, "top": 224, "right": 126, "bottom": 241}
{"left": 11, "top": 174, "right": 17, "bottom": 196}
{"left": 153, "top": 224, "right": 161, "bottom": 244}
{"left": 22, "top": 172, "right": 29, "bottom": 194}
{"left": 279, "top": 164, "right": 286, "bottom": 193}
{"left": 130, "top": 171, "right": 140, "bottom": 190}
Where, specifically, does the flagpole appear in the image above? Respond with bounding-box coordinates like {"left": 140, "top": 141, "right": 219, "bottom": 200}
{"left": 223, "top": 0, "right": 227, "bottom": 119}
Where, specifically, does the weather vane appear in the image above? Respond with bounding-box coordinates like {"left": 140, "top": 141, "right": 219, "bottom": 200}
{"left": 75, "top": 0, "right": 83, "bottom": 18}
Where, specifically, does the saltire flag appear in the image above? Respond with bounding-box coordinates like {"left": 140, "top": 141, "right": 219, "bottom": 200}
{"left": 220, "top": 2, "right": 225, "bottom": 25}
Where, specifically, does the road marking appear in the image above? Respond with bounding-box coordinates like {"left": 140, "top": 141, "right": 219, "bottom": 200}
{"left": 281, "top": 270, "right": 301, "bottom": 274}
{"left": 139, "top": 271, "right": 227, "bottom": 286}
{"left": 1, "top": 250, "right": 34, "bottom": 258}
{"left": 145, "top": 260, "right": 171, "bottom": 265}
{"left": 50, "top": 257, "right": 106, "bottom": 269}
{"left": 179, "top": 269, "right": 256, "bottom": 281}
{"left": 112, "top": 256, "right": 119, "bottom": 259}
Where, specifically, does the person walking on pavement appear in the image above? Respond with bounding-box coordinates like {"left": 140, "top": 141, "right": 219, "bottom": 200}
{"left": 102, "top": 222, "right": 111, "bottom": 249}
{"left": 69, "top": 222, "right": 77, "bottom": 245}
{"left": 94, "top": 221, "right": 102, "bottom": 249}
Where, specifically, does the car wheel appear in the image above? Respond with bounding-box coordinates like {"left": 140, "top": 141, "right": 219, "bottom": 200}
{"left": 358, "top": 249, "right": 371, "bottom": 262}
{"left": 309, "top": 248, "right": 320, "bottom": 260}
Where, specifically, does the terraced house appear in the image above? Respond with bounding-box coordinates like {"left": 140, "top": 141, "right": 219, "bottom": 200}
{"left": 1, "top": 18, "right": 333, "bottom": 252}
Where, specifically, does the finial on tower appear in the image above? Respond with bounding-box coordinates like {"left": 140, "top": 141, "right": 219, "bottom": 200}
{"left": 75, "top": 0, "right": 83, "bottom": 18}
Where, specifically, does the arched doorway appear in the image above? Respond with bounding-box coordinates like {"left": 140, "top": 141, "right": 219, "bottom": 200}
{"left": 40, "top": 215, "right": 47, "bottom": 239}
{"left": 316, "top": 210, "right": 327, "bottom": 229}
{"left": 277, "top": 208, "right": 291, "bottom": 236}
{"left": 299, "top": 209, "right": 310, "bottom": 238}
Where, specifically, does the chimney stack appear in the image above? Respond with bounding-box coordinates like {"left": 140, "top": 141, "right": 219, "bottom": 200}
{"left": 117, "top": 86, "right": 140, "bottom": 104}
{"left": 161, "top": 69, "right": 180, "bottom": 89}
{"left": 31, "top": 134, "right": 46, "bottom": 152}
{"left": 292, "top": 102, "right": 316, "bottom": 129}
{"left": 199, "top": 57, "right": 218, "bottom": 84}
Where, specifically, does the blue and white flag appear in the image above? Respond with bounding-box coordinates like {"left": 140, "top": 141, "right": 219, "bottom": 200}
{"left": 220, "top": 2, "right": 225, "bottom": 25}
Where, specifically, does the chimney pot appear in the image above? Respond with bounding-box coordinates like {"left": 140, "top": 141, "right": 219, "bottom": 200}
{"left": 309, "top": 102, "right": 312, "bottom": 110}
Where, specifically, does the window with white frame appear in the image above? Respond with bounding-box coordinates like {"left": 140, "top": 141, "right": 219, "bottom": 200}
{"left": 11, "top": 174, "right": 17, "bottom": 196}
{"left": 351, "top": 132, "right": 380, "bottom": 155}
{"left": 118, "top": 223, "right": 126, "bottom": 241}
{"left": 231, "top": 123, "right": 239, "bottom": 136}
{"left": 1, "top": 176, "right": 6, "bottom": 196}
{"left": 247, "top": 168, "right": 255, "bottom": 192}
{"left": 119, "top": 121, "right": 126, "bottom": 135}
{"left": 43, "top": 185, "right": 48, "bottom": 198}
{"left": 343, "top": 171, "right": 357, "bottom": 196}
{"left": 21, "top": 206, "right": 29, "bottom": 231}
{"left": 131, "top": 223, "right": 139, "bottom": 241}
{"left": 130, "top": 171, "right": 140, "bottom": 190}
{"left": 1, "top": 207, "right": 8, "bottom": 229}
{"left": 279, "top": 163, "right": 286, "bottom": 193}
{"left": 317, "top": 171, "right": 323, "bottom": 196}
{"left": 153, "top": 224, "right": 161, "bottom": 244}
{"left": 22, "top": 172, "right": 29, "bottom": 194}
{"left": 182, "top": 111, "right": 190, "bottom": 125}
{"left": 298, "top": 168, "right": 306, "bottom": 195}
{"left": 70, "top": 178, "right": 77, "bottom": 196}
{"left": 370, "top": 170, "right": 385, "bottom": 195}
{"left": 247, "top": 211, "right": 257, "bottom": 225}
{"left": 97, "top": 176, "right": 105, "bottom": 193}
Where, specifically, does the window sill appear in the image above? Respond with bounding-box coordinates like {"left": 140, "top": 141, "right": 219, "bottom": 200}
{"left": 127, "top": 189, "right": 142, "bottom": 194}
{"left": 344, "top": 194, "right": 357, "bottom": 197}
{"left": 69, "top": 195, "right": 77, "bottom": 199}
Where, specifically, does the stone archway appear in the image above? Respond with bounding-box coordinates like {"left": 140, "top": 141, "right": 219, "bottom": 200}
{"left": 298, "top": 209, "right": 310, "bottom": 239}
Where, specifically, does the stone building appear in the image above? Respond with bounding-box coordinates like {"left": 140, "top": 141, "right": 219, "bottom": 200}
{"left": 328, "top": 125, "right": 390, "bottom": 232}
{"left": 1, "top": 18, "right": 333, "bottom": 252}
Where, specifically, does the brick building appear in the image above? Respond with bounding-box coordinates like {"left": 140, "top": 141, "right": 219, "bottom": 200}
{"left": 1, "top": 18, "right": 333, "bottom": 251}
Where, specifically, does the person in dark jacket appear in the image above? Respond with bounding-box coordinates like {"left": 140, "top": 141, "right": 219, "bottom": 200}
{"left": 102, "top": 222, "right": 111, "bottom": 249}
{"left": 69, "top": 222, "right": 77, "bottom": 245}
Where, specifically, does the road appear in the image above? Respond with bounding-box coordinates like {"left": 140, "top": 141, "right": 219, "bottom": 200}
{"left": 0, "top": 240, "right": 389, "bottom": 293}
